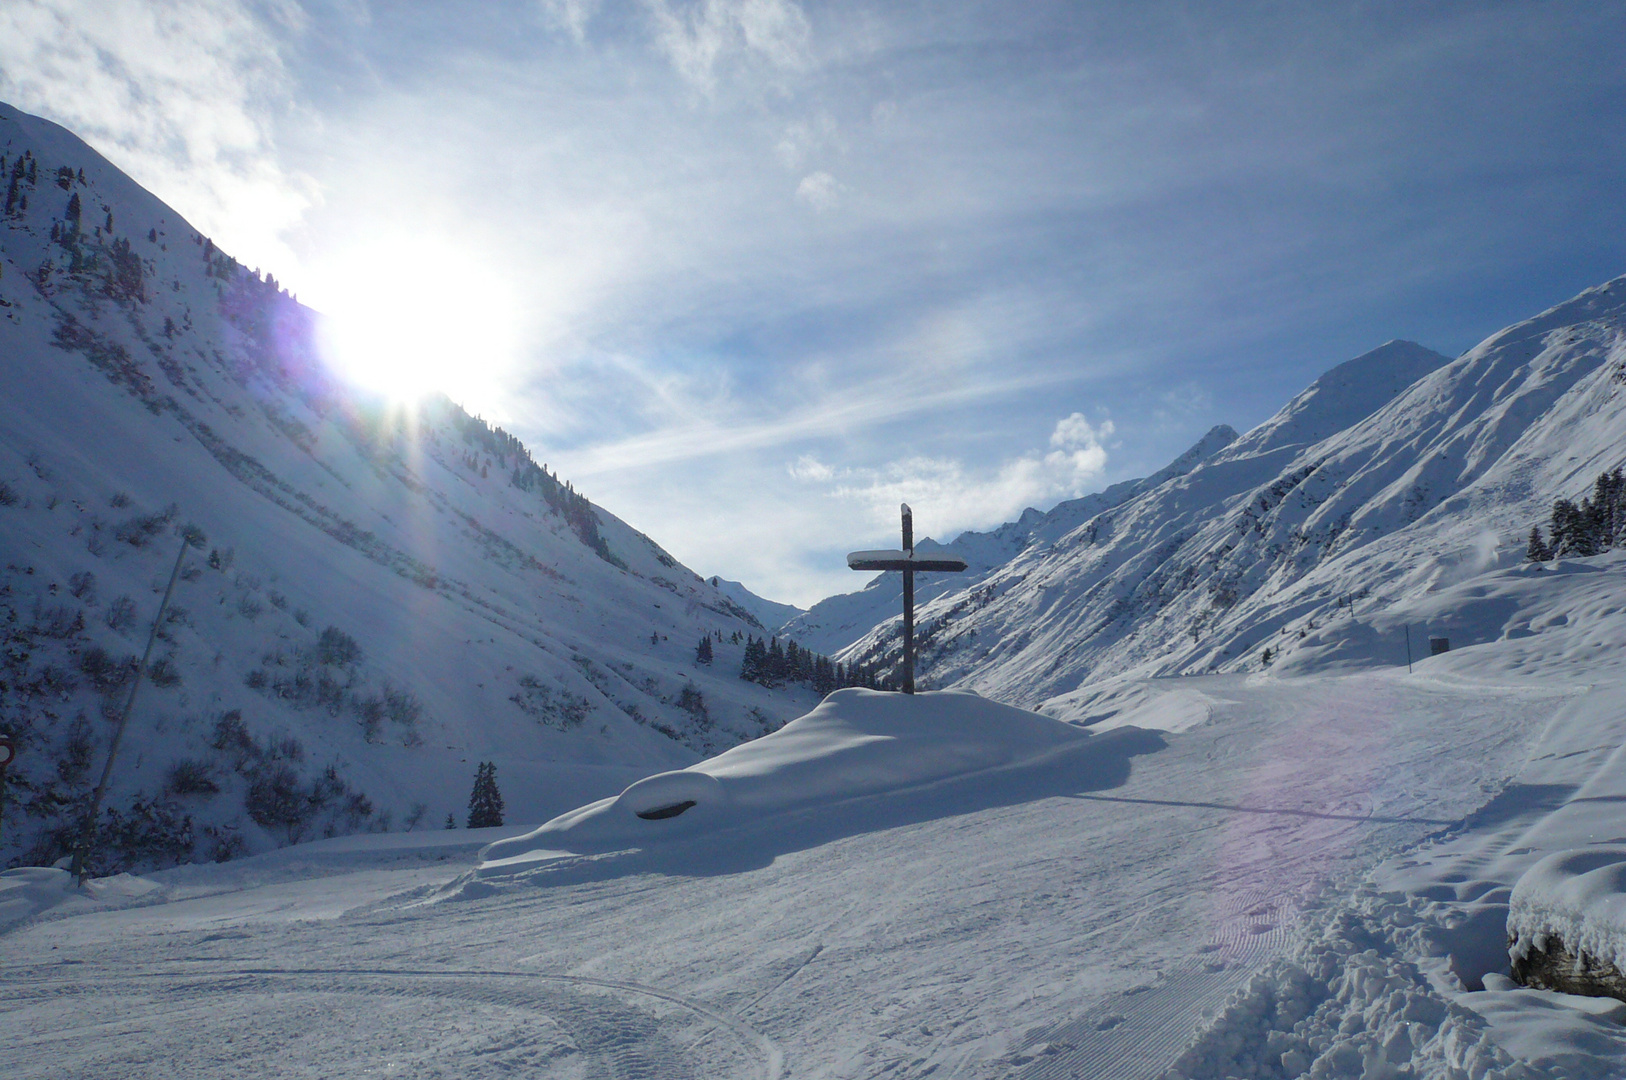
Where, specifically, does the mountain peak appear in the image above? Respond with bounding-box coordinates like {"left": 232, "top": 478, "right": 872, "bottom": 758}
{"left": 1226, "top": 340, "right": 1452, "bottom": 458}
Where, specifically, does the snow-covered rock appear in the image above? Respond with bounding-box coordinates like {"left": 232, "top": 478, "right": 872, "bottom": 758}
{"left": 1509, "top": 847, "right": 1626, "bottom": 1000}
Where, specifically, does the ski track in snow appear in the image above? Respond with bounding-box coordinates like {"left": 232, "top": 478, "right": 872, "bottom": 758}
{"left": 6, "top": 966, "right": 780, "bottom": 1080}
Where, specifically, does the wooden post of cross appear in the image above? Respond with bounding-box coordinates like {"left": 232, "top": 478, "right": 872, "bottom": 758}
{"left": 847, "top": 504, "right": 968, "bottom": 694}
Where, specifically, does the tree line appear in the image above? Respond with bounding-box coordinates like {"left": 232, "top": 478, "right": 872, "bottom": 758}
{"left": 1527, "top": 467, "right": 1624, "bottom": 560}
{"left": 735, "top": 634, "right": 888, "bottom": 694}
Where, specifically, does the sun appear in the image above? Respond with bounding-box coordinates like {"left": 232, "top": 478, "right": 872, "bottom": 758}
{"left": 308, "top": 237, "right": 521, "bottom": 412}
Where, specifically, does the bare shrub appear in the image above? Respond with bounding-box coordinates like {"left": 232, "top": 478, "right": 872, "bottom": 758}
{"left": 166, "top": 758, "right": 219, "bottom": 796}
{"left": 68, "top": 570, "right": 97, "bottom": 601}
{"left": 105, "top": 595, "right": 138, "bottom": 633}
{"left": 147, "top": 656, "right": 182, "bottom": 688}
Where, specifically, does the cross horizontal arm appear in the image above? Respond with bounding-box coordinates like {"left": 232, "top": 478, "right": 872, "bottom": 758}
{"left": 847, "top": 550, "right": 969, "bottom": 573}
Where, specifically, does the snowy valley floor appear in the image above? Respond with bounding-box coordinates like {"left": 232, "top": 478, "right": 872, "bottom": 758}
{"left": 4, "top": 666, "right": 1625, "bottom": 1079}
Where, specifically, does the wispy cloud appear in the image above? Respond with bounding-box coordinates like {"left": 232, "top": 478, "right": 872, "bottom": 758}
{"left": 0, "top": 0, "right": 314, "bottom": 272}
{"left": 554, "top": 365, "right": 1077, "bottom": 479}
{"left": 642, "top": 0, "right": 811, "bottom": 90}
{"left": 795, "top": 170, "right": 843, "bottom": 211}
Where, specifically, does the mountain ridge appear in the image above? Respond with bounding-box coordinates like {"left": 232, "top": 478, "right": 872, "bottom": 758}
{"left": 834, "top": 281, "right": 1626, "bottom": 707}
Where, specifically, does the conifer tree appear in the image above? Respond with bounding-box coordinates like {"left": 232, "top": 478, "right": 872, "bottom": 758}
{"left": 1526, "top": 525, "right": 1551, "bottom": 562}
{"left": 695, "top": 636, "right": 713, "bottom": 664}
{"left": 466, "top": 762, "right": 505, "bottom": 828}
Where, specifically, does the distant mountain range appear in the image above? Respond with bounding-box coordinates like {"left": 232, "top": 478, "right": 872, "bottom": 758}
{"left": 777, "top": 423, "right": 1241, "bottom": 655}
{"left": 828, "top": 299, "right": 1626, "bottom": 709}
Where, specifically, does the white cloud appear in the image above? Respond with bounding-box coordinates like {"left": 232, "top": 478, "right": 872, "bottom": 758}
{"left": 788, "top": 412, "right": 1115, "bottom": 542}
{"left": 775, "top": 112, "right": 839, "bottom": 169}
{"left": 788, "top": 455, "right": 835, "bottom": 482}
{"left": 0, "top": 0, "right": 313, "bottom": 275}
{"left": 795, "top": 169, "right": 843, "bottom": 211}
{"left": 1050, "top": 411, "right": 1112, "bottom": 450}
{"left": 538, "top": 0, "right": 600, "bottom": 42}
{"left": 643, "top": 0, "right": 811, "bottom": 90}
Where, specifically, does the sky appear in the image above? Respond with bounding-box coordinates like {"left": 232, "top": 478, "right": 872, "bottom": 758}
{"left": 2, "top": 1, "right": 1625, "bottom": 607}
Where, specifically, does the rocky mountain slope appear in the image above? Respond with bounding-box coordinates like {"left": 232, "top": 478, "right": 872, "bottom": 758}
{"left": 0, "top": 102, "right": 810, "bottom": 871}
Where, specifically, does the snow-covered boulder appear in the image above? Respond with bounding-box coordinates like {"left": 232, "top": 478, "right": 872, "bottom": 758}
{"left": 478, "top": 688, "right": 1131, "bottom": 865}
{"left": 1509, "top": 847, "right": 1626, "bottom": 1001}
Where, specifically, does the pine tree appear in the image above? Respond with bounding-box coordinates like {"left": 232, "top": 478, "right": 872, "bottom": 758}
{"left": 466, "top": 761, "right": 505, "bottom": 828}
{"left": 695, "top": 636, "right": 713, "bottom": 664}
{"left": 1525, "top": 525, "right": 1552, "bottom": 562}
{"left": 445, "top": 813, "right": 456, "bottom": 829}
{"left": 1551, "top": 498, "right": 1594, "bottom": 557}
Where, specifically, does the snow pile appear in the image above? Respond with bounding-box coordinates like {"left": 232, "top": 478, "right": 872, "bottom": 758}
{"left": 1162, "top": 883, "right": 1626, "bottom": 1080}
{"left": 1460, "top": 975, "right": 1626, "bottom": 1070}
{"left": 0, "top": 865, "right": 167, "bottom": 930}
{"left": 0, "top": 867, "right": 75, "bottom": 929}
{"left": 479, "top": 689, "right": 1106, "bottom": 864}
{"left": 1509, "top": 847, "right": 1626, "bottom": 977}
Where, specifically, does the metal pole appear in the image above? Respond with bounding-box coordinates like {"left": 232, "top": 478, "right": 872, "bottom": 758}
{"left": 901, "top": 503, "right": 915, "bottom": 695}
{"left": 70, "top": 535, "right": 189, "bottom": 885}
{"left": 0, "top": 741, "right": 13, "bottom": 851}
{"left": 1404, "top": 624, "right": 1413, "bottom": 674}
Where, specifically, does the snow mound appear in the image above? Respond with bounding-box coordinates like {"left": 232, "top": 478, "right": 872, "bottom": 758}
{"left": 479, "top": 688, "right": 1097, "bottom": 864}
{"left": 0, "top": 867, "right": 75, "bottom": 929}
{"left": 0, "top": 865, "right": 167, "bottom": 930}
{"left": 1509, "top": 847, "right": 1626, "bottom": 976}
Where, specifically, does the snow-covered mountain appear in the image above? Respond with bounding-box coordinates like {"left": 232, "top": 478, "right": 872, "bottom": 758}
{"left": 781, "top": 423, "right": 1240, "bottom": 656}
{"left": 704, "top": 576, "right": 803, "bottom": 635}
{"left": 0, "top": 102, "right": 816, "bottom": 871}
{"left": 839, "top": 308, "right": 1626, "bottom": 708}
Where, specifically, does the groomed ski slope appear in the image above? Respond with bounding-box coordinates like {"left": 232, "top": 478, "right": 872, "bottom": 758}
{"left": 5, "top": 538, "right": 1625, "bottom": 1080}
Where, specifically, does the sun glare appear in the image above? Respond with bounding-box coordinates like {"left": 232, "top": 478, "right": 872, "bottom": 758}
{"left": 310, "top": 238, "right": 521, "bottom": 412}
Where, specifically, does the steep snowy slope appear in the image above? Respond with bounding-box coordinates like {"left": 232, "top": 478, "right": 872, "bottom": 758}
{"left": 0, "top": 102, "right": 812, "bottom": 871}
{"left": 841, "top": 296, "right": 1626, "bottom": 707}
{"left": 781, "top": 423, "right": 1239, "bottom": 656}
{"left": 705, "top": 576, "right": 804, "bottom": 635}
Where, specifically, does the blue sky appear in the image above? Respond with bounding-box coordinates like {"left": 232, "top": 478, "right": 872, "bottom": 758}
{"left": 3, "top": 1, "right": 1624, "bottom": 605}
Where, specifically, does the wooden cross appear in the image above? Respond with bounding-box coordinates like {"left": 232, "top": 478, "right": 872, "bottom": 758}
{"left": 847, "top": 504, "right": 968, "bottom": 694}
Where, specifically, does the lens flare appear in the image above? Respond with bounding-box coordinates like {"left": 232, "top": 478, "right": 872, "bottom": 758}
{"left": 309, "top": 238, "right": 520, "bottom": 412}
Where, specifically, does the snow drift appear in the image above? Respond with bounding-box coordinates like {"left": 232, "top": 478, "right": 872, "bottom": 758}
{"left": 477, "top": 688, "right": 1155, "bottom": 866}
